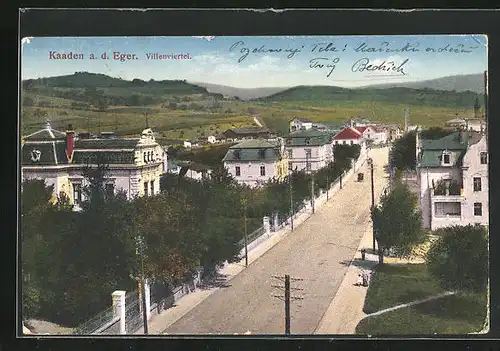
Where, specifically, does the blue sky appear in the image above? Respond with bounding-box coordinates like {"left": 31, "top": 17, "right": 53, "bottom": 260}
{"left": 21, "top": 35, "right": 487, "bottom": 88}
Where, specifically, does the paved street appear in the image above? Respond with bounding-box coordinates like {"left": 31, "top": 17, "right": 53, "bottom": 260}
{"left": 164, "top": 147, "right": 390, "bottom": 335}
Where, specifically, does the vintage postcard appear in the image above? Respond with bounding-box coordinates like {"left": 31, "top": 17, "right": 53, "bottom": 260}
{"left": 20, "top": 34, "right": 488, "bottom": 336}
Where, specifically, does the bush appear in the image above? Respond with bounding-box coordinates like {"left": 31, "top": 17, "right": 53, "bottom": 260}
{"left": 426, "top": 225, "right": 488, "bottom": 293}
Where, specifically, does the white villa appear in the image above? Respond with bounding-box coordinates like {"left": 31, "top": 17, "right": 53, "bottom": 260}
{"left": 21, "top": 123, "right": 166, "bottom": 207}
{"left": 333, "top": 127, "right": 364, "bottom": 146}
{"left": 354, "top": 125, "right": 388, "bottom": 145}
{"left": 416, "top": 129, "right": 488, "bottom": 230}
{"left": 284, "top": 129, "right": 335, "bottom": 172}
{"left": 222, "top": 139, "right": 288, "bottom": 187}
{"left": 289, "top": 118, "right": 313, "bottom": 132}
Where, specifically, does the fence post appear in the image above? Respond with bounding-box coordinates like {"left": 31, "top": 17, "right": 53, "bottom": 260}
{"left": 273, "top": 213, "right": 279, "bottom": 232}
{"left": 145, "top": 279, "right": 151, "bottom": 321}
{"left": 112, "top": 290, "right": 126, "bottom": 335}
{"left": 263, "top": 216, "right": 270, "bottom": 236}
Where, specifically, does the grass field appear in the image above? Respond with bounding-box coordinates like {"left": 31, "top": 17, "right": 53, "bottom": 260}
{"left": 356, "top": 263, "right": 487, "bottom": 335}
{"left": 21, "top": 83, "right": 477, "bottom": 139}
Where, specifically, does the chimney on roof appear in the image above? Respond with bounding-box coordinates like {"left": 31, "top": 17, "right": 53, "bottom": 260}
{"left": 66, "top": 124, "right": 75, "bottom": 161}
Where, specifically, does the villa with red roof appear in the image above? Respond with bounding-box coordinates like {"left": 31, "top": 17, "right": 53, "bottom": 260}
{"left": 333, "top": 127, "right": 364, "bottom": 146}
{"left": 354, "top": 125, "right": 388, "bottom": 145}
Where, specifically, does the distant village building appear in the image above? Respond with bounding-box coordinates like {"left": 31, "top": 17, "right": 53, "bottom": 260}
{"left": 284, "top": 129, "right": 335, "bottom": 172}
{"left": 333, "top": 127, "right": 364, "bottom": 146}
{"left": 289, "top": 118, "right": 313, "bottom": 132}
{"left": 416, "top": 129, "right": 488, "bottom": 230}
{"left": 176, "top": 161, "right": 213, "bottom": 181}
{"left": 219, "top": 127, "right": 273, "bottom": 143}
{"left": 445, "top": 118, "right": 486, "bottom": 133}
{"left": 183, "top": 140, "right": 201, "bottom": 149}
{"left": 354, "top": 125, "right": 388, "bottom": 145}
{"left": 344, "top": 117, "right": 372, "bottom": 128}
{"left": 385, "top": 124, "right": 404, "bottom": 141}
{"left": 222, "top": 139, "right": 288, "bottom": 187}
{"left": 21, "top": 123, "right": 165, "bottom": 208}
{"left": 207, "top": 135, "right": 217, "bottom": 144}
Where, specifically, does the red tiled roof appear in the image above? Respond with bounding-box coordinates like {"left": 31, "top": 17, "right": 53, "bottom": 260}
{"left": 355, "top": 126, "right": 368, "bottom": 134}
{"left": 334, "top": 127, "right": 363, "bottom": 140}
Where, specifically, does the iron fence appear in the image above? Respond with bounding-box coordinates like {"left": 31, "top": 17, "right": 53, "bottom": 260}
{"left": 71, "top": 304, "right": 116, "bottom": 335}
{"left": 238, "top": 225, "right": 265, "bottom": 248}
{"left": 125, "top": 290, "right": 143, "bottom": 334}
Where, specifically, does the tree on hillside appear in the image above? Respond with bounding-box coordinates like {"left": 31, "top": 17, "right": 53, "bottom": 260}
{"left": 426, "top": 224, "right": 488, "bottom": 293}
{"left": 390, "top": 131, "right": 416, "bottom": 171}
{"left": 420, "top": 127, "right": 452, "bottom": 140}
{"left": 474, "top": 97, "right": 481, "bottom": 116}
{"left": 371, "top": 181, "right": 425, "bottom": 264}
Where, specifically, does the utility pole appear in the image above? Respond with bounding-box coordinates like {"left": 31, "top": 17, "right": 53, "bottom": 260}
{"left": 311, "top": 173, "right": 315, "bottom": 214}
{"left": 289, "top": 175, "right": 294, "bottom": 231}
{"left": 241, "top": 198, "right": 249, "bottom": 267}
{"left": 271, "top": 274, "right": 304, "bottom": 335}
{"left": 137, "top": 236, "right": 149, "bottom": 334}
{"left": 369, "top": 158, "right": 376, "bottom": 252}
{"left": 326, "top": 174, "right": 329, "bottom": 201}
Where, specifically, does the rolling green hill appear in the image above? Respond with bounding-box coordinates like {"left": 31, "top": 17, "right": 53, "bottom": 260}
{"left": 261, "top": 85, "right": 483, "bottom": 109}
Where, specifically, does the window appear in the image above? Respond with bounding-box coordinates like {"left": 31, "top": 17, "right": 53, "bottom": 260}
{"left": 260, "top": 166, "right": 266, "bottom": 176}
{"left": 144, "top": 181, "right": 149, "bottom": 196}
{"left": 150, "top": 180, "right": 155, "bottom": 195}
{"left": 143, "top": 152, "right": 147, "bottom": 163}
{"left": 235, "top": 166, "right": 241, "bottom": 176}
{"left": 73, "top": 183, "right": 82, "bottom": 203}
{"left": 434, "top": 202, "right": 461, "bottom": 217}
{"left": 287, "top": 149, "right": 293, "bottom": 158}
{"left": 350, "top": 140, "right": 354, "bottom": 145}
{"left": 105, "top": 183, "right": 114, "bottom": 197}
{"left": 442, "top": 152, "right": 450, "bottom": 165}
{"left": 288, "top": 162, "right": 293, "bottom": 170}
{"left": 473, "top": 177, "right": 482, "bottom": 192}
{"left": 480, "top": 152, "right": 488, "bottom": 164}
{"left": 474, "top": 202, "right": 483, "bottom": 216}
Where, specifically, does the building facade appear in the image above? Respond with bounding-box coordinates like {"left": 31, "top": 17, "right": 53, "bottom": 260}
{"left": 21, "top": 123, "right": 165, "bottom": 207}
{"left": 333, "top": 127, "right": 364, "bottom": 146}
{"left": 283, "top": 129, "right": 335, "bottom": 172}
{"left": 222, "top": 139, "right": 288, "bottom": 187}
{"left": 416, "top": 130, "right": 488, "bottom": 230}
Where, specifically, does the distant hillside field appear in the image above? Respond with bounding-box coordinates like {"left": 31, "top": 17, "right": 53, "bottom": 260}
{"left": 21, "top": 71, "right": 484, "bottom": 138}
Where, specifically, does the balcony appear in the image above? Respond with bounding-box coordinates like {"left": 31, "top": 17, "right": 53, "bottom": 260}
{"left": 431, "top": 179, "right": 464, "bottom": 198}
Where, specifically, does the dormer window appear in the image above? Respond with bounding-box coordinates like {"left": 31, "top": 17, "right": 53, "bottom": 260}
{"left": 258, "top": 149, "right": 266, "bottom": 159}
{"left": 305, "top": 138, "right": 311, "bottom": 145}
{"left": 442, "top": 151, "right": 451, "bottom": 165}
{"left": 234, "top": 150, "right": 241, "bottom": 160}
{"left": 480, "top": 152, "right": 488, "bottom": 164}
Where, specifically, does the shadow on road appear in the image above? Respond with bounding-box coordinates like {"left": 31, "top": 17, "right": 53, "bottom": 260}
{"left": 199, "top": 273, "right": 232, "bottom": 289}
{"left": 339, "top": 258, "right": 378, "bottom": 270}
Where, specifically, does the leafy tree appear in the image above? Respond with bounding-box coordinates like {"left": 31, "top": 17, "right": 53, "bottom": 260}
{"left": 474, "top": 97, "right": 481, "bottom": 115}
{"left": 420, "top": 127, "right": 452, "bottom": 140}
{"left": 426, "top": 225, "right": 488, "bottom": 293}
{"left": 390, "top": 131, "right": 416, "bottom": 171}
{"left": 20, "top": 179, "right": 54, "bottom": 320}
{"left": 371, "top": 181, "right": 425, "bottom": 264}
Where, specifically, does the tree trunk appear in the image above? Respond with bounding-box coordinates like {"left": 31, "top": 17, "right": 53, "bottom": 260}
{"left": 378, "top": 247, "right": 384, "bottom": 265}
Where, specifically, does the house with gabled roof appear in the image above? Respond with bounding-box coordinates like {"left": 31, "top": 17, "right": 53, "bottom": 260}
{"left": 416, "top": 129, "right": 488, "bottom": 230}
{"left": 283, "top": 129, "right": 335, "bottom": 172}
{"left": 223, "top": 139, "right": 288, "bottom": 187}
{"left": 21, "top": 123, "right": 166, "bottom": 208}
{"left": 289, "top": 118, "right": 313, "bottom": 132}
{"left": 355, "top": 125, "right": 388, "bottom": 145}
{"left": 333, "top": 127, "right": 364, "bottom": 146}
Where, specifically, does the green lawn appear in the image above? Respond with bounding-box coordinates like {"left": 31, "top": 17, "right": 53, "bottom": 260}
{"left": 363, "top": 264, "right": 445, "bottom": 314}
{"left": 356, "top": 263, "right": 488, "bottom": 335}
{"left": 356, "top": 292, "right": 487, "bottom": 335}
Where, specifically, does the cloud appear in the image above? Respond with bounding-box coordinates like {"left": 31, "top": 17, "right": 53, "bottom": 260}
{"left": 370, "top": 55, "right": 404, "bottom": 66}
{"left": 195, "top": 53, "right": 226, "bottom": 65}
